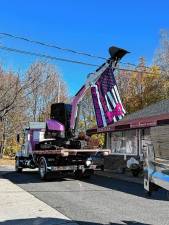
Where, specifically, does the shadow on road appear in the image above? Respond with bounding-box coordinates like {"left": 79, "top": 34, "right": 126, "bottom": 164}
{"left": 0, "top": 168, "right": 14, "bottom": 178}
{"left": 0, "top": 217, "right": 152, "bottom": 225}
{"left": 2, "top": 170, "right": 168, "bottom": 201}
{"left": 83, "top": 174, "right": 168, "bottom": 201}
{"left": 3, "top": 170, "right": 70, "bottom": 183}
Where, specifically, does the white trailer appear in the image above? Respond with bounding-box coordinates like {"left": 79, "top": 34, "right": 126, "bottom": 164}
{"left": 144, "top": 125, "right": 169, "bottom": 196}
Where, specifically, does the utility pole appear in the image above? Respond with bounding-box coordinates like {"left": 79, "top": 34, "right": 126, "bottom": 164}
{"left": 137, "top": 57, "right": 146, "bottom": 108}
{"left": 57, "top": 80, "right": 60, "bottom": 103}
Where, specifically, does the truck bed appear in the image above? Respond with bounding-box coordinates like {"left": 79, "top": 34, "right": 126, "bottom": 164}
{"left": 33, "top": 148, "right": 110, "bottom": 157}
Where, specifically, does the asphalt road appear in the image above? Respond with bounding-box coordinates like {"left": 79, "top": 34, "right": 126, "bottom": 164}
{"left": 3, "top": 170, "right": 169, "bottom": 225}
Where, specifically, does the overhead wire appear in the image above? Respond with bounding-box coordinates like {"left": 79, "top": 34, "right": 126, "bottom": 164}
{"left": 0, "top": 32, "right": 167, "bottom": 72}
{"left": 0, "top": 32, "right": 141, "bottom": 68}
{"left": 0, "top": 32, "right": 107, "bottom": 60}
{"left": 0, "top": 44, "right": 165, "bottom": 76}
{"left": 0, "top": 45, "right": 99, "bottom": 67}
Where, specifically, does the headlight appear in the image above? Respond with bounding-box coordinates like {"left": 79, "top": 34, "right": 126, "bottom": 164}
{"left": 86, "top": 160, "right": 92, "bottom": 167}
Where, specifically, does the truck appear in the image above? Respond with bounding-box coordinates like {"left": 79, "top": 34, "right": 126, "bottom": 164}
{"left": 15, "top": 119, "right": 110, "bottom": 180}
{"left": 15, "top": 46, "right": 128, "bottom": 180}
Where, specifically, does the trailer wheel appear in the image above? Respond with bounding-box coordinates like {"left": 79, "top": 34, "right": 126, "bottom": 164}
{"left": 39, "top": 157, "right": 48, "bottom": 180}
{"left": 15, "top": 157, "right": 23, "bottom": 173}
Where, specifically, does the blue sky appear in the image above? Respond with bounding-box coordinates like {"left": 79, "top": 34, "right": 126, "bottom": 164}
{"left": 0, "top": 0, "right": 169, "bottom": 95}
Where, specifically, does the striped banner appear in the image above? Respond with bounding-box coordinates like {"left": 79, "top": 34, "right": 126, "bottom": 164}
{"left": 91, "top": 66, "right": 126, "bottom": 128}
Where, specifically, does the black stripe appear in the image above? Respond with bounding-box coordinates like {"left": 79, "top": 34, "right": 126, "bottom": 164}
{"left": 112, "top": 86, "right": 119, "bottom": 104}
{"left": 106, "top": 92, "right": 119, "bottom": 122}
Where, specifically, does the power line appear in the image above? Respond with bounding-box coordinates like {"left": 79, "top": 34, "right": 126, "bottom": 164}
{"left": 0, "top": 32, "right": 107, "bottom": 60}
{"left": 0, "top": 44, "right": 165, "bottom": 76}
{"left": 0, "top": 32, "right": 163, "bottom": 71}
{"left": 0, "top": 32, "right": 135, "bottom": 67}
{"left": 0, "top": 45, "right": 99, "bottom": 67}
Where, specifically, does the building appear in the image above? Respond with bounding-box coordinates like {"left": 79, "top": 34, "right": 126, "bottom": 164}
{"left": 87, "top": 99, "right": 169, "bottom": 172}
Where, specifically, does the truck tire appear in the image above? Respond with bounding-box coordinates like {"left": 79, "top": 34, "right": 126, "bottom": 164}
{"left": 15, "top": 157, "right": 23, "bottom": 173}
{"left": 39, "top": 157, "right": 48, "bottom": 180}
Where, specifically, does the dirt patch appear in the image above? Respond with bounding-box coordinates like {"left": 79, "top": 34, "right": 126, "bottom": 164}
{"left": 0, "top": 156, "right": 15, "bottom": 166}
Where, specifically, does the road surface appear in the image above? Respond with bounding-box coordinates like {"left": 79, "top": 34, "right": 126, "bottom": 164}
{"left": 3, "top": 169, "right": 169, "bottom": 225}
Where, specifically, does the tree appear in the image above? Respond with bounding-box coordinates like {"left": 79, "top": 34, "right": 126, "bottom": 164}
{"left": 0, "top": 61, "right": 69, "bottom": 156}
{"left": 0, "top": 69, "right": 22, "bottom": 118}
{"left": 0, "top": 67, "right": 27, "bottom": 156}
{"left": 154, "top": 29, "right": 169, "bottom": 77}
{"left": 77, "top": 89, "right": 96, "bottom": 132}
{"left": 25, "top": 61, "right": 68, "bottom": 121}
{"left": 76, "top": 89, "right": 105, "bottom": 147}
{"left": 153, "top": 29, "right": 169, "bottom": 99}
{"left": 116, "top": 58, "right": 164, "bottom": 113}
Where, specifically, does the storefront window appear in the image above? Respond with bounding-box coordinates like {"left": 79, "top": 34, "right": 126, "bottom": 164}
{"left": 141, "top": 128, "right": 150, "bottom": 140}
{"left": 111, "top": 130, "right": 137, "bottom": 155}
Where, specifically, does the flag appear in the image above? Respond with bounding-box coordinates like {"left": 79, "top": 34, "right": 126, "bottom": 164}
{"left": 91, "top": 66, "right": 126, "bottom": 128}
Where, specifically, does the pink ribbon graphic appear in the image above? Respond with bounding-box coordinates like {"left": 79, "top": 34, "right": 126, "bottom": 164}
{"left": 106, "top": 103, "right": 123, "bottom": 122}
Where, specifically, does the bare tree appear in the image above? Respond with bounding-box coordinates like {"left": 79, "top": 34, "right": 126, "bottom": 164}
{"left": 77, "top": 89, "right": 96, "bottom": 132}
{"left": 25, "top": 61, "right": 68, "bottom": 121}
{"left": 154, "top": 29, "right": 169, "bottom": 77}
{"left": 153, "top": 29, "right": 169, "bottom": 98}
{"left": 0, "top": 67, "right": 28, "bottom": 156}
{"left": 0, "top": 61, "right": 68, "bottom": 156}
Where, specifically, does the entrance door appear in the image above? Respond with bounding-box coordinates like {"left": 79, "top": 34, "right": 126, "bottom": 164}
{"left": 140, "top": 128, "right": 151, "bottom": 159}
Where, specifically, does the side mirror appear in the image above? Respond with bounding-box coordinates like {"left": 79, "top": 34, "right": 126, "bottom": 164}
{"left": 16, "top": 134, "right": 20, "bottom": 143}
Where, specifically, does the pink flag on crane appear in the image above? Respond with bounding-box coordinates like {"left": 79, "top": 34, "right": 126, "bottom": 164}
{"left": 91, "top": 66, "right": 126, "bottom": 128}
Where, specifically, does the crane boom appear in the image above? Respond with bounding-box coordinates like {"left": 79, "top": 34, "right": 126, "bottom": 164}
{"left": 70, "top": 46, "right": 129, "bottom": 133}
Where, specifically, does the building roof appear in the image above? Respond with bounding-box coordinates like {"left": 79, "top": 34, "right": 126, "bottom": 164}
{"left": 87, "top": 99, "right": 169, "bottom": 135}
{"left": 122, "top": 99, "right": 169, "bottom": 121}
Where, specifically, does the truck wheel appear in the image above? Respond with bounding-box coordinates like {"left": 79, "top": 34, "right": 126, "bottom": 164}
{"left": 39, "top": 157, "right": 48, "bottom": 180}
{"left": 15, "top": 157, "right": 23, "bottom": 173}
